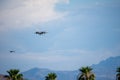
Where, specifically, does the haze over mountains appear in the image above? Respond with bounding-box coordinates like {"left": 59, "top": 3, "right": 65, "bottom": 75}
{"left": 22, "top": 56, "right": 120, "bottom": 80}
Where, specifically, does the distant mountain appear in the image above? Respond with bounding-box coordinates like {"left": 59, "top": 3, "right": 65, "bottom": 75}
{"left": 22, "top": 68, "right": 53, "bottom": 80}
{"left": 22, "top": 56, "right": 120, "bottom": 80}
{"left": 92, "top": 56, "right": 120, "bottom": 80}
{"left": 22, "top": 68, "right": 78, "bottom": 80}
{"left": 0, "top": 74, "right": 9, "bottom": 80}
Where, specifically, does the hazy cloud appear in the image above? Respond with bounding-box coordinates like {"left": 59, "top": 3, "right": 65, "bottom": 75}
{"left": 0, "top": 0, "right": 69, "bottom": 31}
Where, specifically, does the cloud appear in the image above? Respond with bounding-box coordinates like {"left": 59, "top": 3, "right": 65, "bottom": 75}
{"left": 60, "top": 0, "right": 69, "bottom": 4}
{"left": 0, "top": 0, "right": 69, "bottom": 31}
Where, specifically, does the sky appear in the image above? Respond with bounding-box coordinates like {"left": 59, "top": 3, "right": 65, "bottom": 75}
{"left": 0, "top": 0, "right": 120, "bottom": 74}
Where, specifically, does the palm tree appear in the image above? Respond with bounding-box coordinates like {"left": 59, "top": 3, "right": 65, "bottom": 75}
{"left": 45, "top": 73, "right": 57, "bottom": 80}
{"left": 116, "top": 67, "right": 120, "bottom": 80}
{"left": 7, "top": 69, "right": 23, "bottom": 80}
{"left": 77, "top": 66, "right": 95, "bottom": 80}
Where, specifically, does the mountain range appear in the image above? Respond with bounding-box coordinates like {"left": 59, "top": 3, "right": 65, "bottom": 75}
{"left": 22, "top": 56, "right": 120, "bottom": 80}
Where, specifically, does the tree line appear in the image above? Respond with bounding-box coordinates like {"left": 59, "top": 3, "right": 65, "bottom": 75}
{"left": 2, "top": 66, "right": 120, "bottom": 80}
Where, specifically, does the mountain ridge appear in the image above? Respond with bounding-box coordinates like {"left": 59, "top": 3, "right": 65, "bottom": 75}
{"left": 22, "top": 56, "right": 120, "bottom": 80}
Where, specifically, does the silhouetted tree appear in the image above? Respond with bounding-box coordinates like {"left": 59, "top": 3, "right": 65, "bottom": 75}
{"left": 116, "top": 67, "right": 120, "bottom": 80}
{"left": 77, "top": 66, "right": 95, "bottom": 80}
{"left": 45, "top": 73, "right": 57, "bottom": 80}
{"left": 7, "top": 69, "right": 23, "bottom": 80}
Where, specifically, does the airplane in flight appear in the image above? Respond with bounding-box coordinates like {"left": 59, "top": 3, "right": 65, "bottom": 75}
{"left": 9, "top": 51, "right": 15, "bottom": 53}
{"left": 35, "top": 31, "right": 47, "bottom": 35}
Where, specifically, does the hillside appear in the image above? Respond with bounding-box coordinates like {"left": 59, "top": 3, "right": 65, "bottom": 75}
{"left": 92, "top": 56, "right": 120, "bottom": 80}
{"left": 22, "top": 68, "right": 78, "bottom": 80}
{"left": 22, "top": 56, "right": 120, "bottom": 80}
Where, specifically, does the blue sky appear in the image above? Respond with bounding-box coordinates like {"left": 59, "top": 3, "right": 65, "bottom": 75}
{"left": 0, "top": 0, "right": 120, "bottom": 73}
